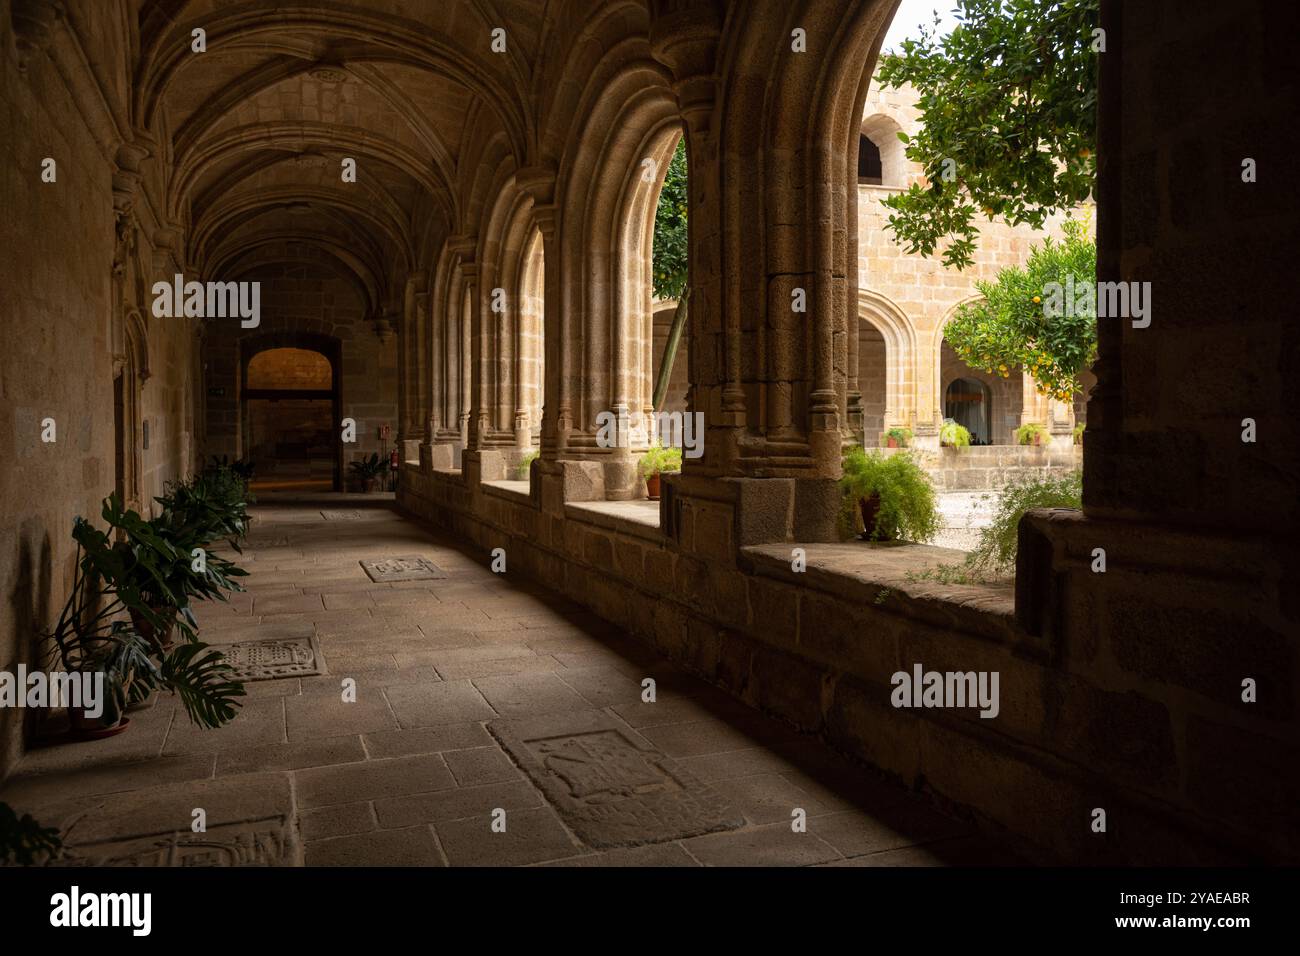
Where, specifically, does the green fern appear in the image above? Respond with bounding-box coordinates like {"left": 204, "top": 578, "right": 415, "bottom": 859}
{"left": 838, "top": 448, "right": 939, "bottom": 542}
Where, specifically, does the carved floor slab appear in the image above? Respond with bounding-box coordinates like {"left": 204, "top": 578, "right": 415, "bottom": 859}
{"left": 56, "top": 818, "right": 296, "bottom": 867}
{"left": 222, "top": 635, "right": 322, "bottom": 681}
{"left": 320, "top": 510, "right": 364, "bottom": 521}
{"left": 489, "top": 711, "right": 744, "bottom": 848}
{"left": 360, "top": 555, "right": 447, "bottom": 582}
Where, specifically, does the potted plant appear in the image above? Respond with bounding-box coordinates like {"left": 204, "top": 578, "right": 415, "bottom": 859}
{"left": 1015, "top": 422, "right": 1051, "bottom": 446}
{"left": 147, "top": 474, "right": 250, "bottom": 650}
{"left": 43, "top": 496, "right": 246, "bottom": 738}
{"left": 1073, "top": 422, "right": 1085, "bottom": 445}
{"left": 349, "top": 452, "right": 387, "bottom": 492}
{"left": 207, "top": 455, "right": 255, "bottom": 486}
{"left": 837, "top": 447, "right": 939, "bottom": 542}
{"left": 517, "top": 450, "right": 539, "bottom": 481}
{"left": 638, "top": 444, "right": 683, "bottom": 500}
{"left": 883, "top": 426, "right": 913, "bottom": 449}
{"left": 939, "top": 421, "right": 972, "bottom": 448}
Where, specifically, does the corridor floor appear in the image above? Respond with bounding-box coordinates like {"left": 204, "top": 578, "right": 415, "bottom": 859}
{"left": 2, "top": 495, "right": 1019, "bottom": 867}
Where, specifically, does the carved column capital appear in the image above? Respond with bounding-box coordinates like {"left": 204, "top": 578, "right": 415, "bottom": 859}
{"left": 446, "top": 234, "right": 477, "bottom": 261}
{"left": 516, "top": 165, "right": 557, "bottom": 206}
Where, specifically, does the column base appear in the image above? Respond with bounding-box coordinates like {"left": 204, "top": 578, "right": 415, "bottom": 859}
{"left": 663, "top": 473, "right": 842, "bottom": 555}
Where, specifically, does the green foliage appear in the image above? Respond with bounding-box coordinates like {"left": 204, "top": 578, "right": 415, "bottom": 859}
{"left": 883, "top": 426, "right": 914, "bottom": 447}
{"left": 44, "top": 493, "right": 247, "bottom": 732}
{"left": 651, "top": 140, "right": 689, "bottom": 301}
{"left": 910, "top": 470, "right": 1082, "bottom": 583}
{"left": 90, "top": 495, "right": 248, "bottom": 646}
{"left": 638, "top": 444, "right": 683, "bottom": 478}
{"left": 207, "top": 454, "right": 255, "bottom": 483}
{"left": 876, "top": 0, "right": 1099, "bottom": 269}
{"left": 84, "top": 622, "right": 161, "bottom": 727}
{"left": 0, "top": 802, "right": 61, "bottom": 866}
{"left": 1073, "top": 421, "right": 1085, "bottom": 444}
{"left": 155, "top": 642, "right": 245, "bottom": 729}
{"left": 1015, "top": 422, "right": 1051, "bottom": 445}
{"left": 838, "top": 448, "right": 939, "bottom": 542}
{"left": 967, "top": 470, "right": 1082, "bottom": 575}
{"left": 155, "top": 467, "right": 252, "bottom": 554}
{"left": 940, "top": 421, "right": 972, "bottom": 447}
{"left": 349, "top": 452, "right": 388, "bottom": 480}
{"left": 517, "top": 450, "right": 539, "bottom": 480}
{"left": 945, "top": 218, "right": 1096, "bottom": 402}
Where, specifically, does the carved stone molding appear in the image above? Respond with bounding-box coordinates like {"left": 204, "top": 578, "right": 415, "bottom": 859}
{"left": 11, "top": 0, "right": 65, "bottom": 74}
{"left": 446, "top": 234, "right": 477, "bottom": 260}
{"left": 516, "top": 165, "right": 558, "bottom": 206}
{"left": 112, "top": 141, "right": 151, "bottom": 213}
{"left": 373, "top": 309, "right": 398, "bottom": 343}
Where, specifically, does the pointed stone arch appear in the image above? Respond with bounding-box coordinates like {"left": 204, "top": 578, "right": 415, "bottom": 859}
{"left": 856, "top": 288, "right": 918, "bottom": 445}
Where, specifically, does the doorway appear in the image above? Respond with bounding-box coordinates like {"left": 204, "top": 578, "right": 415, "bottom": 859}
{"left": 241, "top": 343, "right": 341, "bottom": 492}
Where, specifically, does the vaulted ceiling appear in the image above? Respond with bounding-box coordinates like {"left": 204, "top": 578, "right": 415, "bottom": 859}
{"left": 133, "top": 0, "right": 550, "bottom": 316}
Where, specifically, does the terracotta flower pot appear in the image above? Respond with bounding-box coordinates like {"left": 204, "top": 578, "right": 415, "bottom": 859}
{"left": 858, "top": 493, "right": 890, "bottom": 541}
{"left": 130, "top": 605, "right": 174, "bottom": 654}
{"left": 69, "top": 706, "right": 130, "bottom": 740}
{"left": 363, "top": 477, "right": 378, "bottom": 493}
{"left": 646, "top": 473, "right": 662, "bottom": 500}
{"left": 886, "top": 438, "right": 899, "bottom": 448}
{"left": 1033, "top": 433, "right": 1043, "bottom": 446}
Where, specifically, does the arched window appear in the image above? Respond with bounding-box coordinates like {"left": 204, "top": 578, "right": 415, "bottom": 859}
{"left": 857, "top": 134, "right": 883, "bottom": 185}
{"left": 859, "top": 114, "right": 908, "bottom": 188}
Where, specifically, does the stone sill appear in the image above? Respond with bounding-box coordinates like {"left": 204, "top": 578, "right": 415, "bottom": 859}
{"left": 431, "top": 467, "right": 465, "bottom": 485}
{"left": 483, "top": 479, "right": 533, "bottom": 505}
{"left": 565, "top": 499, "right": 663, "bottom": 543}
{"left": 742, "top": 540, "right": 1017, "bottom": 638}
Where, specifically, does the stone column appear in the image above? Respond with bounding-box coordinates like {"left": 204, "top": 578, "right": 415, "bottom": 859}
{"left": 1015, "top": 0, "right": 1298, "bottom": 857}
{"left": 1021, "top": 372, "right": 1049, "bottom": 428}
{"left": 423, "top": 238, "right": 475, "bottom": 471}
{"left": 462, "top": 261, "right": 506, "bottom": 483}
{"left": 846, "top": 314, "right": 864, "bottom": 446}
{"left": 517, "top": 167, "right": 596, "bottom": 506}
{"left": 398, "top": 271, "right": 428, "bottom": 461}
{"left": 647, "top": 4, "right": 890, "bottom": 546}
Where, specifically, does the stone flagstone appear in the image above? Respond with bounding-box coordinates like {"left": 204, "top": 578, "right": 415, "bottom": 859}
{"left": 489, "top": 710, "right": 745, "bottom": 849}
{"left": 360, "top": 555, "right": 448, "bottom": 583}
{"left": 222, "top": 635, "right": 323, "bottom": 681}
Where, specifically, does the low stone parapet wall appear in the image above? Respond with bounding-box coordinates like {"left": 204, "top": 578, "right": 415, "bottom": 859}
{"left": 397, "top": 461, "right": 1291, "bottom": 864}
{"left": 902, "top": 444, "right": 1082, "bottom": 491}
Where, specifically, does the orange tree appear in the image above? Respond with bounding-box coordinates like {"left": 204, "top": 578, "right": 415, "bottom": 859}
{"left": 944, "top": 218, "right": 1096, "bottom": 402}
{"left": 876, "top": 0, "right": 1099, "bottom": 269}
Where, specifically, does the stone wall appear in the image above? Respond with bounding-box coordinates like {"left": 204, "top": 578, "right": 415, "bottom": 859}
{"left": 910, "top": 444, "right": 1082, "bottom": 492}
{"left": 0, "top": 3, "right": 199, "bottom": 778}
{"left": 202, "top": 257, "right": 399, "bottom": 483}
{"left": 398, "top": 458, "right": 1284, "bottom": 863}
{"left": 855, "top": 84, "right": 1085, "bottom": 439}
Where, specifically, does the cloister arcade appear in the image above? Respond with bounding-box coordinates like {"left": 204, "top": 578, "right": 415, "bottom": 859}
{"left": 1, "top": 0, "right": 1293, "bottom": 866}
